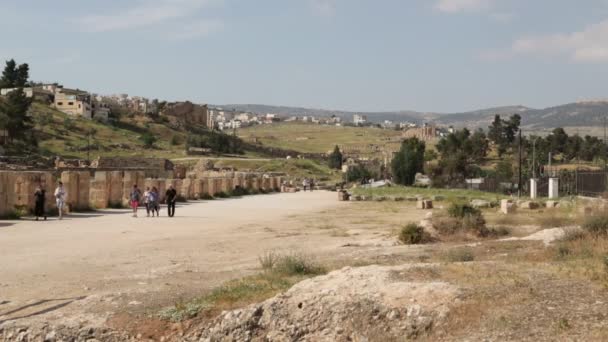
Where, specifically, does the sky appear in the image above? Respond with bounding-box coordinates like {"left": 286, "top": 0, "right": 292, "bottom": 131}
{"left": 2, "top": 0, "right": 608, "bottom": 113}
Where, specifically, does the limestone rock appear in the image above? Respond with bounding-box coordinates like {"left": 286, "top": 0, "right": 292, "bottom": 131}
{"left": 185, "top": 265, "right": 459, "bottom": 341}
{"left": 470, "top": 199, "right": 491, "bottom": 209}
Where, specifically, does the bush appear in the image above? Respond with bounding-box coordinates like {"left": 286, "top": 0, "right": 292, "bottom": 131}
{"left": 108, "top": 201, "right": 126, "bottom": 209}
{"left": 448, "top": 203, "right": 480, "bottom": 219}
{"left": 259, "top": 252, "right": 325, "bottom": 276}
{"left": 231, "top": 186, "right": 250, "bottom": 197}
{"left": 399, "top": 223, "right": 429, "bottom": 245}
{"left": 139, "top": 132, "right": 157, "bottom": 148}
{"left": 170, "top": 135, "right": 180, "bottom": 146}
{"left": 214, "top": 191, "right": 229, "bottom": 198}
{"left": 258, "top": 251, "right": 278, "bottom": 270}
{"left": 444, "top": 248, "right": 475, "bottom": 262}
{"left": 200, "top": 193, "right": 214, "bottom": 200}
{"left": 275, "top": 254, "right": 325, "bottom": 276}
{"left": 583, "top": 214, "right": 608, "bottom": 235}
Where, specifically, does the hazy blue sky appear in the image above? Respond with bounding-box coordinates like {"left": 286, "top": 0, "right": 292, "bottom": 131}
{"left": 2, "top": 0, "right": 608, "bottom": 112}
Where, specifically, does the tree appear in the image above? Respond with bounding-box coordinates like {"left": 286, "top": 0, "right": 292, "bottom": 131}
{"left": 488, "top": 115, "right": 503, "bottom": 146}
{"left": 392, "top": 138, "right": 425, "bottom": 186}
{"left": 503, "top": 114, "right": 521, "bottom": 144}
{"left": 346, "top": 165, "right": 374, "bottom": 183}
{"left": 15, "top": 63, "right": 29, "bottom": 87}
{"left": 0, "top": 59, "right": 29, "bottom": 88}
{"left": 140, "top": 132, "right": 157, "bottom": 148}
{"left": 470, "top": 129, "right": 489, "bottom": 162}
{"left": 0, "top": 59, "right": 17, "bottom": 88}
{"left": 0, "top": 87, "right": 32, "bottom": 142}
{"left": 328, "top": 145, "right": 343, "bottom": 169}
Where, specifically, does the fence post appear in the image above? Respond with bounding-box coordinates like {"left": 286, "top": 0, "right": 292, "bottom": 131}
{"left": 549, "top": 178, "right": 559, "bottom": 199}
{"left": 530, "top": 178, "right": 538, "bottom": 199}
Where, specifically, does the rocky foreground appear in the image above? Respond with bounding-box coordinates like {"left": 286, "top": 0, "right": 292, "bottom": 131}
{"left": 184, "top": 264, "right": 460, "bottom": 342}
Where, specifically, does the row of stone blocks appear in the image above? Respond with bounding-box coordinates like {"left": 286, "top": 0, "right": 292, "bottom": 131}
{"left": 0, "top": 170, "right": 283, "bottom": 216}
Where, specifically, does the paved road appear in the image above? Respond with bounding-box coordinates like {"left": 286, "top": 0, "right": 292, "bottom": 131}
{"left": 0, "top": 191, "right": 344, "bottom": 327}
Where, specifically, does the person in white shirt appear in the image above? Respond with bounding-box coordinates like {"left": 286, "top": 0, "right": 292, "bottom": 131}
{"left": 54, "top": 181, "right": 67, "bottom": 220}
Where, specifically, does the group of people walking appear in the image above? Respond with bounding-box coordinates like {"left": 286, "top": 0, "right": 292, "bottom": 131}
{"left": 30, "top": 182, "right": 178, "bottom": 220}
{"left": 302, "top": 178, "right": 315, "bottom": 192}
{"left": 128, "top": 184, "right": 178, "bottom": 218}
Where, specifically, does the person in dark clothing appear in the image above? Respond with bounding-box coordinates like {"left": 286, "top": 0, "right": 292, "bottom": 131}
{"left": 165, "top": 185, "right": 177, "bottom": 217}
{"left": 34, "top": 184, "right": 47, "bottom": 221}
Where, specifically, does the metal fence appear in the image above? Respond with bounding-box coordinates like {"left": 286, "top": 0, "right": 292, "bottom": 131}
{"left": 472, "top": 168, "right": 608, "bottom": 198}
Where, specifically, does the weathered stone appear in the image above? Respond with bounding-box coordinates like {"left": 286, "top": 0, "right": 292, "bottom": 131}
{"left": 470, "top": 199, "right": 491, "bottom": 209}
{"left": 545, "top": 200, "right": 559, "bottom": 208}
{"left": 417, "top": 200, "right": 433, "bottom": 210}
{"left": 500, "top": 199, "right": 515, "bottom": 214}
{"left": 518, "top": 201, "right": 540, "bottom": 210}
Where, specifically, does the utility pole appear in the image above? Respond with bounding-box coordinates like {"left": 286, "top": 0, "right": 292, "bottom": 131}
{"left": 518, "top": 129, "right": 522, "bottom": 198}
{"left": 604, "top": 116, "right": 606, "bottom": 171}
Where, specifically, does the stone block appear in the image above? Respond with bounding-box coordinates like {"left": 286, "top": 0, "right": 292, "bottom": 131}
{"left": 500, "top": 199, "right": 515, "bottom": 214}
{"left": 518, "top": 201, "right": 540, "bottom": 210}
{"left": 417, "top": 200, "right": 433, "bottom": 210}
{"left": 471, "top": 199, "right": 491, "bottom": 209}
{"left": 545, "top": 200, "right": 559, "bottom": 208}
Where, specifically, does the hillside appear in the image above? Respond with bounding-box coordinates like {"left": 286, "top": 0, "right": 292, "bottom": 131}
{"left": 237, "top": 122, "right": 403, "bottom": 154}
{"left": 30, "top": 103, "right": 190, "bottom": 159}
{"left": 221, "top": 102, "right": 608, "bottom": 132}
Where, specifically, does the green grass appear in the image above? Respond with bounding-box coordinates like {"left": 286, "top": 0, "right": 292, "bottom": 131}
{"left": 238, "top": 122, "right": 404, "bottom": 154}
{"left": 31, "top": 102, "right": 189, "bottom": 159}
{"left": 158, "top": 252, "right": 325, "bottom": 322}
{"left": 352, "top": 185, "right": 507, "bottom": 202}
{"left": 209, "top": 158, "right": 341, "bottom": 182}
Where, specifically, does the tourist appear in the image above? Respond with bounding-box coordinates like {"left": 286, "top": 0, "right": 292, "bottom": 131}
{"left": 54, "top": 181, "right": 67, "bottom": 220}
{"left": 129, "top": 185, "right": 141, "bottom": 218}
{"left": 143, "top": 187, "right": 151, "bottom": 217}
{"left": 150, "top": 187, "right": 160, "bottom": 217}
{"left": 302, "top": 178, "right": 308, "bottom": 191}
{"left": 165, "top": 185, "right": 177, "bottom": 217}
{"left": 309, "top": 178, "right": 315, "bottom": 192}
{"left": 34, "top": 183, "right": 47, "bottom": 221}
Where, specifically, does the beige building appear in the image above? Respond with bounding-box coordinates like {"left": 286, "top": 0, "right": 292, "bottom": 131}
{"left": 53, "top": 92, "right": 93, "bottom": 119}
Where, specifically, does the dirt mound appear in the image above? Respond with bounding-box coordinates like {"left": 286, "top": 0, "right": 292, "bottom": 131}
{"left": 184, "top": 264, "right": 460, "bottom": 342}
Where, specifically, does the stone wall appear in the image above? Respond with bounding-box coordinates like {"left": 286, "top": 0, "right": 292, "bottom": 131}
{"left": 0, "top": 171, "right": 56, "bottom": 217}
{"left": 0, "top": 169, "right": 284, "bottom": 216}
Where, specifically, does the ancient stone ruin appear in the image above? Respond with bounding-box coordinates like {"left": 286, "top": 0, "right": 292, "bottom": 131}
{"left": 0, "top": 158, "right": 284, "bottom": 217}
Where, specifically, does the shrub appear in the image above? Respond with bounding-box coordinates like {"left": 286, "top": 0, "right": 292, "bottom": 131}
{"left": 399, "top": 223, "right": 429, "bottom": 245}
{"left": 487, "top": 226, "right": 511, "bottom": 237}
{"left": 231, "top": 186, "right": 250, "bottom": 197}
{"left": 214, "top": 191, "right": 229, "bottom": 198}
{"left": 583, "top": 214, "right": 608, "bottom": 235}
{"left": 258, "top": 251, "right": 278, "bottom": 270}
{"left": 175, "top": 195, "right": 187, "bottom": 202}
{"left": 139, "top": 132, "right": 157, "bottom": 148}
{"left": 200, "top": 193, "right": 214, "bottom": 200}
{"left": 108, "top": 201, "right": 126, "bottom": 209}
{"left": 269, "top": 253, "right": 326, "bottom": 276}
{"left": 170, "top": 135, "right": 180, "bottom": 146}
{"left": 448, "top": 203, "right": 480, "bottom": 219}
{"left": 444, "top": 248, "right": 475, "bottom": 262}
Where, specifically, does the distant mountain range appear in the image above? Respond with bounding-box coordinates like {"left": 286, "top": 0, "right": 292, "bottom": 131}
{"left": 216, "top": 101, "right": 608, "bottom": 130}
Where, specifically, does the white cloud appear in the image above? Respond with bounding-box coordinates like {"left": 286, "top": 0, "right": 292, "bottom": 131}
{"left": 165, "top": 20, "right": 223, "bottom": 41}
{"left": 435, "top": 0, "right": 493, "bottom": 13}
{"left": 77, "top": 0, "right": 220, "bottom": 33}
{"left": 310, "top": 0, "right": 336, "bottom": 17}
{"left": 510, "top": 19, "right": 608, "bottom": 62}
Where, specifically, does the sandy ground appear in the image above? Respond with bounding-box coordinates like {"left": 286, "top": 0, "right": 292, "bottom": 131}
{"left": 1, "top": 191, "right": 429, "bottom": 330}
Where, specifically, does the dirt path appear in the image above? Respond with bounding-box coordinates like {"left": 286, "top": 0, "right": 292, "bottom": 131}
{"left": 0, "top": 191, "right": 352, "bottom": 328}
